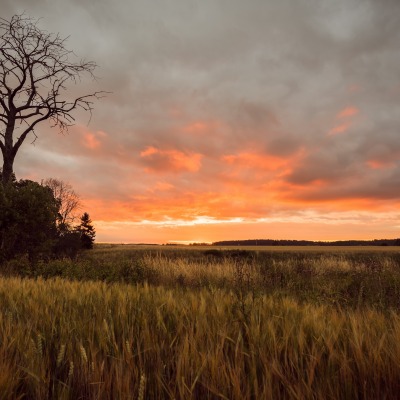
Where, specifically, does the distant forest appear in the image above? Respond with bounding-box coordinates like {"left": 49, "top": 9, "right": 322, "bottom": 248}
{"left": 212, "top": 239, "right": 400, "bottom": 246}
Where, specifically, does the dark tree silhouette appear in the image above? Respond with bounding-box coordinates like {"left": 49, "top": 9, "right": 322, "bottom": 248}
{"left": 0, "top": 14, "right": 105, "bottom": 184}
{"left": 43, "top": 178, "right": 81, "bottom": 230}
{"left": 77, "top": 212, "right": 96, "bottom": 249}
{"left": 0, "top": 179, "right": 58, "bottom": 262}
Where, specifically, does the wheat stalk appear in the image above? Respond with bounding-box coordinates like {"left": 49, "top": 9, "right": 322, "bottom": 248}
{"left": 138, "top": 373, "right": 146, "bottom": 400}
{"left": 79, "top": 343, "right": 88, "bottom": 363}
{"left": 36, "top": 334, "right": 43, "bottom": 356}
{"left": 56, "top": 344, "right": 66, "bottom": 367}
{"left": 68, "top": 361, "right": 74, "bottom": 378}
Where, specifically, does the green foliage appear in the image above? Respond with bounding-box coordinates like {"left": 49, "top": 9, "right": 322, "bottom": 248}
{"left": 52, "top": 231, "right": 82, "bottom": 260}
{"left": 0, "top": 178, "right": 96, "bottom": 264}
{"left": 0, "top": 180, "right": 58, "bottom": 262}
{"left": 77, "top": 212, "right": 96, "bottom": 249}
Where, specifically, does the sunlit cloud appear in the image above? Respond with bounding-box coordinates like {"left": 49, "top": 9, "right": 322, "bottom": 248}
{"left": 140, "top": 146, "right": 203, "bottom": 173}
{"left": 367, "top": 160, "right": 395, "bottom": 170}
{"left": 328, "top": 106, "right": 359, "bottom": 136}
{"left": 5, "top": 0, "right": 400, "bottom": 243}
{"left": 152, "top": 181, "right": 175, "bottom": 192}
{"left": 222, "top": 152, "right": 289, "bottom": 171}
{"left": 328, "top": 122, "right": 352, "bottom": 135}
{"left": 135, "top": 216, "right": 245, "bottom": 227}
{"left": 337, "top": 106, "right": 359, "bottom": 119}
{"left": 181, "top": 121, "right": 217, "bottom": 134}
{"left": 83, "top": 132, "right": 102, "bottom": 149}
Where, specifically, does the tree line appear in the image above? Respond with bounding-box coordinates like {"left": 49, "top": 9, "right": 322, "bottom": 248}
{"left": 0, "top": 174, "right": 95, "bottom": 264}
{"left": 213, "top": 239, "right": 400, "bottom": 247}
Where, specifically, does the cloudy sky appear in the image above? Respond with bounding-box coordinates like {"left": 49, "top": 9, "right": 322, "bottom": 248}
{"left": 2, "top": 0, "right": 400, "bottom": 243}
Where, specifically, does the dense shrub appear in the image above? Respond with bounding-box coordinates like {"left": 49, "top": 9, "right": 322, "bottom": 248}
{"left": 0, "top": 180, "right": 58, "bottom": 262}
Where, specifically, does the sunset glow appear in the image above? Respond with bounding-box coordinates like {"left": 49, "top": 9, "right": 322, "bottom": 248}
{"left": 5, "top": 0, "right": 400, "bottom": 244}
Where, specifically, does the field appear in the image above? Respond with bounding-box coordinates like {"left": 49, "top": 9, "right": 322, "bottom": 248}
{"left": 1, "top": 245, "right": 400, "bottom": 399}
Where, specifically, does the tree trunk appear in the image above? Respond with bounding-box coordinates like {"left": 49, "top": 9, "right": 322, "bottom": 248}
{"left": 1, "top": 151, "right": 15, "bottom": 185}
{"left": 1, "top": 122, "right": 16, "bottom": 185}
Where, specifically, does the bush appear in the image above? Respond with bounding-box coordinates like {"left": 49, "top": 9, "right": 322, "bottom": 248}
{"left": 53, "top": 231, "right": 82, "bottom": 260}
{"left": 0, "top": 180, "right": 58, "bottom": 263}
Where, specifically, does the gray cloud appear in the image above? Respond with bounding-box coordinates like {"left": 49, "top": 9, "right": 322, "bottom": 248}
{"left": 1, "top": 0, "right": 400, "bottom": 229}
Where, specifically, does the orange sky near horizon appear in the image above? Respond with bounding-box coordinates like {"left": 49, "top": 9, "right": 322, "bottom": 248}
{"left": 15, "top": 100, "right": 400, "bottom": 244}
{"left": 4, "top": 0, "right": 400, "bottom": 244}
{"left": 72, "top": 106, "right": 399, "bottom": 244}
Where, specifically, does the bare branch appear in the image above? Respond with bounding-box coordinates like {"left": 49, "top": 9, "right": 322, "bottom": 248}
{"left": 43, "top": 177, "right": 81, "bottom": 226}
{"left": 0, "top": 13, "right": 108, "bottom": 184}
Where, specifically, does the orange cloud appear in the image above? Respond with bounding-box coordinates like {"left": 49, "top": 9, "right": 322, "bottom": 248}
{"left": 328, "top": 122, "right": 351, "bottom": 135}
{"left": 140, "top": 146, "right": 203, "bottom": 173}
{"left": 85, "top": 186, "right": 400, "bottom": 223}
{"left": 367, "top": 160, "right": 395, "bottom": 170}
{"left": 338, "top": 107, "right": 359, "bottom": 119}
{"left": 142, "top": 181, "right": 175, "bottom": 194}
{"left": 183, "top": 121, "right": 208, "bottom": 133}
{"left": 153, "top": 181, "right": 175, "bottom": 191}
{"left": 222, "top": 152, "right": 289, "bottom": 171}
{"left": 179, "top": 119, "right": 222, "bottom": 136}
{"left": 220, "top": 150, "right": 306, "bottom": 189}
{"left": 328, "top": 106, "right": 359, "bottom": 136}
{"left": 82, "top": 131, "right": 107, "bottom": 150}
{"left": 80, "top": 164, "right": 400, "bottom": 243}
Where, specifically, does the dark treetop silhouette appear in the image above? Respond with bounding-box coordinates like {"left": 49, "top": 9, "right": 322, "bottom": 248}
{"left": 0, "top": 14, "right": 105, "bottom": 184}
{"left": 43, "top": 177, "right": 81, "bottom": 229}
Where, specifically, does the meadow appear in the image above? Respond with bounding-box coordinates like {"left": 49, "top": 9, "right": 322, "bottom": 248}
{"left": 1, "top": 245, "right": 400, "bottom": 399}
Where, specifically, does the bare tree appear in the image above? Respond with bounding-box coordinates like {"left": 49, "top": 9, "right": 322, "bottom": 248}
{"left": 0, "top": 14, "right": 105, "bottom": 184}
{"left": 43, "top": 178, "right": 81, "bottom": 229}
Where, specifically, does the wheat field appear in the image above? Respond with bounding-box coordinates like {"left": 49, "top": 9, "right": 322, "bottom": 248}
{"left": 1, "top": 247, "right": 400, "bottom": 399}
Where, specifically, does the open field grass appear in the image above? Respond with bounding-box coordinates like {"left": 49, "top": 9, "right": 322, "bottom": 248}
{"left": 5, "top": 244, "right": 399, "bottom": 310}
{"left": 1, "top": 246, "right": 400, "bottom": 398}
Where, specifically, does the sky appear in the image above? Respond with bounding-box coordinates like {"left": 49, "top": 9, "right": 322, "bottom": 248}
{"left": 1, "top": 0, "right": 400, "bottom": 244}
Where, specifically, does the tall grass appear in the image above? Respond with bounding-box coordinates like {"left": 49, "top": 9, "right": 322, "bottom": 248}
{"left": 4, "top": 247, "right": 400, "bottom": 309}
{"left": 0, "top": 276, "right": 400, "bottom": 398}
{"left": 1, "top": 247, "right": 400, "bottom": 398}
